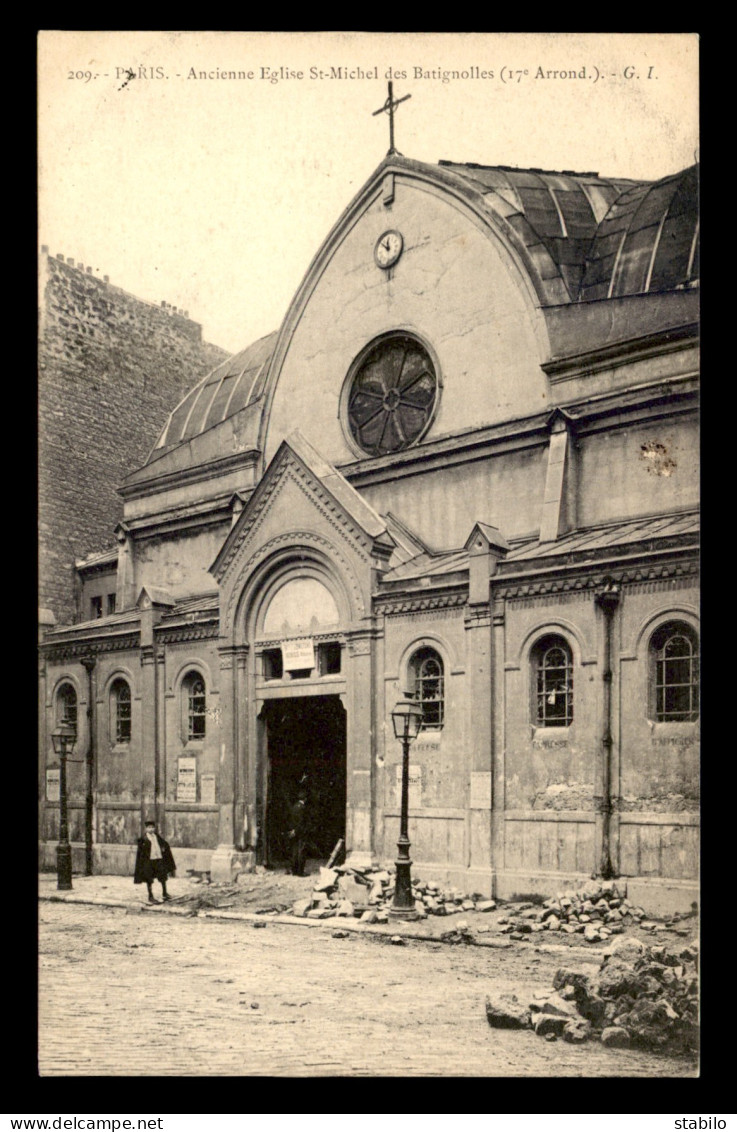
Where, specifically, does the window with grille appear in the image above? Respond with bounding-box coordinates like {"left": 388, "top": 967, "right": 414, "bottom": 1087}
{"left": 346, "top": 334, "right": 438, "bottom": 457}
{"left": 111, "top": 679, "right": 131, "bottom": 743}
{"left": 409, "top": 646, "right": 444, "bottom": 729}
{"left": 56, "top": 683, "right": 78, "bottom": 734}
{"left": 534, "top": 636, "right": 573, "bottom": 727}
{"left": 183, "top": 672, "right": 207, "bottom": 740}
{"left": 651, "top": 622, "right": 699, "bottom": 722}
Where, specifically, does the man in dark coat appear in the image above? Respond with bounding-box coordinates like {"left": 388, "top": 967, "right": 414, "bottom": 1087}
{"left": 287, "top": 773, "right": 310, "bottom": 876}
{"left": 134, "top": 820, "right": 176, "bottom": 903}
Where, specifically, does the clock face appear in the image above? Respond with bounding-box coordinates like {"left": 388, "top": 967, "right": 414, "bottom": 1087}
{"left": 374, "top": 229, "right": 403, "bottom": 269}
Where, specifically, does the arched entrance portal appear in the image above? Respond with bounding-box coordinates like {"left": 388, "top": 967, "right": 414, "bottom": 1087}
{"left": 261, "top": 695, "right": 346, "bottom": 871}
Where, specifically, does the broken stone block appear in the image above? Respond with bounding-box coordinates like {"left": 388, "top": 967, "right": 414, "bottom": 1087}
{"left": 485, "top": 993, "right": 531, "bottom": 1029}
{"left": 533, "top": 1013, "right": 568, "bottom": 1037}
{"left": 307, "top": 907, "right": 332, "bottom": 919}
{"left": 529, "top": 992, "right": 579, "bottom": 1020}
{"left": 375, "top": 910, "right": 389, "bottom": 923}
{"left": 313, "top": 867, "right": 339, "bottom": 893}
{"left": 373, "top": 871, "right": 391, "bottom": 885}
{"left": 583, "top": 925, "right": 600, "bottom": 943}
{"left": 338, "top": 876, "right": 370, "bottom": 904}
{"left": 389, "top": 935, "right": 406, "bottom": 945}
{"left": 443, "top": 903, "right": 456, "bottom": 916}
{"left": 605, "top": 936, "right": 646, "bottom": 963}
{"left": 359, "top": 909, "right": 377, "bottom": 924}
{"left": 336, "top": 899, "right": 355, "bottom": 917}
{"left": 562, "top": 1018, "right": 591, "bottom": 1043}
{"left": 332, "top": 929, "right": 349, "bottom": 939}
{"left": 601, "top": 1026, "right": 631, "bottom": 1048}
{"left": 553, "top": 965, "right": 599, "bottom": 992}
{"left": 291, "top": 898, "right": 311, "bottom": 918}
{"left": 476, "top": 900, "right": 497, "bottom": 913}
{"left": 547, "top": 915, "right": 561, "bottom": 931}
{"left": 462, "top": 900, "right": 475, "bottom": 911}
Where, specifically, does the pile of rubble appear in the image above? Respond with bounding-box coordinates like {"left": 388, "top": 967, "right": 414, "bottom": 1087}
{"left": 485, "top": 935, "right": 699, "bottom": 1053}
{"left": 290, "top": 863, "right": 497, "bottom": 922}
{"left": 496, "top": 880, "right": 691, "bottom": 943}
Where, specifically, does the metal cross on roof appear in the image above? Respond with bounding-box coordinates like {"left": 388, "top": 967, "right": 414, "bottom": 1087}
{"left": 372, "top": 82, "right": 412, "bottom": 156}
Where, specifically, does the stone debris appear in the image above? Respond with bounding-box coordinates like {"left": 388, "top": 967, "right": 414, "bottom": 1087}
{"left": 286, "top": 864, "right": 498, "bottom": 925}
{"left": 494, "top": 881, "right": 695, "bottom": 944}
{"left": 485, "top": 935, "right": 699, "bottom": 1054}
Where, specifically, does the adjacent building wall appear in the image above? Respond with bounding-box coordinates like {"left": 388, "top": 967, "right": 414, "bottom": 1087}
{"left": 39, "top": 249, "right": 228, "bottom": 625}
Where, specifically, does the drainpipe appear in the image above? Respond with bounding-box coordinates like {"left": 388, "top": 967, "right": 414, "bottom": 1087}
{"left": 595, "top": 579, "right": 620, "bottom": 880}
{"left": 81, "top": 656, "right": 96, "bottom": 876}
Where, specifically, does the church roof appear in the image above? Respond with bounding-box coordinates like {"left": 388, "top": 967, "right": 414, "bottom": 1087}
{"left": 150, "top": 331, "right": 277, "bottom": 458}
{"left": 139, "top": 158, "right": 698, "bottom": 472}
{"left": 441, "top": 161, "right": 699, "bottom": 303}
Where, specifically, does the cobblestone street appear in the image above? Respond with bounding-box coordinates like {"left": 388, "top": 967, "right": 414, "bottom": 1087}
{"left": 39, "top": 903, "right": 697, "bottom": 1077}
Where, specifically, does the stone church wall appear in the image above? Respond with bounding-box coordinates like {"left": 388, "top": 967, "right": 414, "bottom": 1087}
{"left": 38, "top": 249, "right": 229, "bottom": 626}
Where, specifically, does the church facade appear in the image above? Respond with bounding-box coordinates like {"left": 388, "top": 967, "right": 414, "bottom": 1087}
{"left": 39, "top": 153, "right": 699, "bottom": 912}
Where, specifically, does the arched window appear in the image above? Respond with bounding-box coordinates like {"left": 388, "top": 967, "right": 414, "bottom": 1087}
{"left": 650, "top": 622, "right": 699, "bottom": 722}
{"left": 533, "top": 635, "right": 573, "bottom": 727}
{"left": 56, "top": 682, "right": 77, "bottom": 734}
{"left": 110, "top": 679, "right": 131, "bottom": 744}
{"left": 183, "top": 672, "right": 207, "bottom": 741}
{"left": 409, "top": 646, "right": 444, "bottom": 729}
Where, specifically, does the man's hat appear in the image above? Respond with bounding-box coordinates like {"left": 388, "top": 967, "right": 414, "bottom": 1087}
{"left": 144, "top": 820, "right": 156, "bottom": 827}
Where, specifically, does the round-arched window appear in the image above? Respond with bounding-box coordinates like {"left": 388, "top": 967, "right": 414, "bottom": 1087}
{"left": 533, "top": 635, "right": 573, "bottom": 727}
{"left": 650, "top": 621, "right": 699, "bottom": 722}
{"left": 408, "top": 646, "right": 445, "bottom": 729}
{"left": 346, "top": 334, "right": 438, "bottom": 457}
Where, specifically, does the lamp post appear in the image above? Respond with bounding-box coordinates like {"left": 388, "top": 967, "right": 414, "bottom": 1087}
{"left": 389, "top": 694, "right": 423, "bottom": 920}
{"left": 51, "top": 721, "right": 77, "bottom": 891}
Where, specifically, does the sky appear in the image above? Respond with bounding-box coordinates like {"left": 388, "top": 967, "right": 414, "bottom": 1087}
{"left": 38, "top": 32, "right": 699, "bottom": 356}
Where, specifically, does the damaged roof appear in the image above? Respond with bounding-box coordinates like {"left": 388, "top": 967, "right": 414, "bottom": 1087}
{"left": 140, "top": 158, "right": 698, "bottom": 471}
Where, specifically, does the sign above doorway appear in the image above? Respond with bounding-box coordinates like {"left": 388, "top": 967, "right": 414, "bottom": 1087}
{"left": 281, "top": 638, "right": 315, "bottom": 671}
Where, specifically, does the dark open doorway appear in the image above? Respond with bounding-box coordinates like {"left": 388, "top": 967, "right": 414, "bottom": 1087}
{"left": 262, "top": 695, "right": 346, "bottom": 870}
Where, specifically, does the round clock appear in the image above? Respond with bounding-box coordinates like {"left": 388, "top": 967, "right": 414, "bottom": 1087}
{"left": 374, "top": 229, "right": 404, "bottom": 269}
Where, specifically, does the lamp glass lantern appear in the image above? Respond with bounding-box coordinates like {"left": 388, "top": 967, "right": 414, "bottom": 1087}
{"left": 51, "top": 720, "right": 77, "bottom": 759}
{"left": 391, "top": 696, "right": 423, "bottom": 741}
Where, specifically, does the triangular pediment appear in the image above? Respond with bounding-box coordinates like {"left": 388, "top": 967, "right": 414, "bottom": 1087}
{"left": 210, "top": 431, "right": 395, "bottom": 585}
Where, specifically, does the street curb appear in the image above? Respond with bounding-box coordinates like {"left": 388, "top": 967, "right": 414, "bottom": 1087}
{"left": 38, "top": 892, "right": 610, "bottom": 958}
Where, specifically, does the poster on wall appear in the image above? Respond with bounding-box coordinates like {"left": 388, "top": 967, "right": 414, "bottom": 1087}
{"left": 46, "top": 768, "right": 60, "bottom": 802}
{"left": 177, "top": 757, "right": 197, "bottom": 802}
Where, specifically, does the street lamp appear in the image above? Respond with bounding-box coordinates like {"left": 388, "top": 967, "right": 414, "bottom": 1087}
{"left": 51, "top": 721, "right": 77, "bottom": 891}
{"left": 389, "top": 693, "right": 424, "bottom": 920}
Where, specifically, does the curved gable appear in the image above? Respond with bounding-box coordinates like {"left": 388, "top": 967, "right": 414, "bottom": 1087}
{"left": 261, "top": 157, "right": 555, "bottom": 468}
